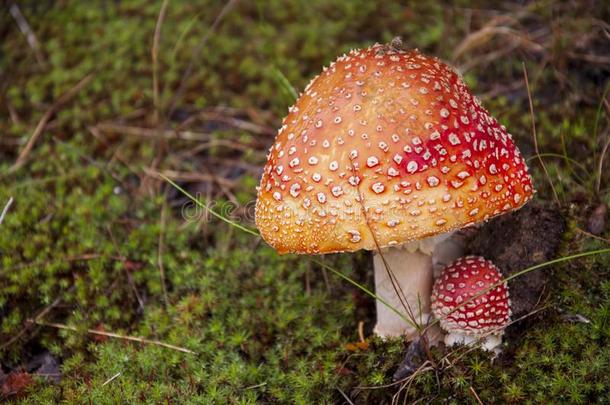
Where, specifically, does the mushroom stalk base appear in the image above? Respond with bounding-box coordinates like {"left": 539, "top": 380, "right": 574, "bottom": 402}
{"left": 373, "top": 247, "right": 441, "bottom": 343}
{"left": 444, "top": 332, "right": 503, "bottom": 355}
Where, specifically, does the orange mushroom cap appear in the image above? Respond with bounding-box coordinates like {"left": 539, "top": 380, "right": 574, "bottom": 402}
{"left": 256, "top": 40, "right": 534, "bottom": 254}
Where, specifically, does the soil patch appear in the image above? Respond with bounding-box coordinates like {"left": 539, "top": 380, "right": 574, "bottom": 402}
{"left": 468, "top": 203, "right": 565, "bottom": 319}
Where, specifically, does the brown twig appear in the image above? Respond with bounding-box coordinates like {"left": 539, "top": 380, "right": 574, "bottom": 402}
{"left": 30, "top": 320, "right": 195, "bottom": 354}
{"left": 152, "top": 0, "right": 170, "bottom": 124}
{"left": 179, "top": 139, "right": 261, "bottom": 155}
{"left": 149, "top": 0, "right": 172, "bottom": 176}
{"left": 10, "top": 73, "right": 94, "bottom": 173}
{"left": 95, "top": 123, "right": 213, "bottom": 142}
{"left": 6, "top": 102, "right": 22, "bottom": 126}
{"left": 144, "top": 168, "right": 236, "bottom": 188}
{"left": 0, "top": 197, "right": 14, "bottom": 226}
{"left": 452, "top": 12, "right": 546, "bottom": 72}
{"left": 576, "top": 227, "right": 610, "bottom": 244}
{"left": 336, "top": 387, "right": 355, "bottom": 405}
{"left": 469, "top": 386, "right": 485, "bottom": 405}
{"left": 596, "top": 132, "right": 610, "bottom": 194}
{"left": 101, "top": 372, "right": 122, "bottom": 387}
{"left": 157, "top": 202, "right": 170, "bottom": 306}
{"left": 9, "top": 2, "right": 46, "bottom": 67}
{"left": 195, "top": 110, "right": 276, "bottom": 136}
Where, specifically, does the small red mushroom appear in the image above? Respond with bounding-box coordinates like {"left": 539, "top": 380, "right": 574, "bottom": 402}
{"left": 431, "top": 256, "right": 510, "bottom": 352}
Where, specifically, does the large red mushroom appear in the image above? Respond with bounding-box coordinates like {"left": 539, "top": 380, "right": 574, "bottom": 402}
{"left": 431, "top": 256, "right": 510, "bottom": 352}
{"left": 255, "top": 38, "right": 533, "bottom": 341}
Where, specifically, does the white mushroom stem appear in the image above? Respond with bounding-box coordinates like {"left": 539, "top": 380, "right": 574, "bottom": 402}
{"left": 373, "top": 233, "right": 462, "bottom": 343}
{"left": 373, "top": 247, "right": 435, "bottom": 340}
{"left": 431, "top": 231, "right": 468, "bottom": 278}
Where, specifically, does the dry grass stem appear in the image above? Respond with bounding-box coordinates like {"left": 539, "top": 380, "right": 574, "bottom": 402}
{"left": 596, "top": 132, "right": 610, "bottom": 194}
{"left": 10, "top": 73, "right": 94, "bottom": 173}
{"left": 522, "top": 62, "right": 560, "bottom": 204}
{"left": 144, "top": 168, "right": 236, "bottom": 188}
{"left": 101, "top": 372, "right": 122, "bottom": 387}
{"left": 0, "top": 197, "right": 15, "bottom": 226}
{"left": 158, "top": 202, "right": 170, "bottom": 306}
{"left": 31, "top": 320, "right": 195, "bottom": 354}
{"left": 152, "top": 0, "right": 170, "bottom": 124}
{"left": 9, "top": 2, "right": 46, "bottom": 66}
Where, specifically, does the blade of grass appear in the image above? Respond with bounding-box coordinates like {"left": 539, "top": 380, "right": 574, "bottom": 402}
{"left": 31, "top": 320, "right": 195, "bottom": 354}
{"left": 152, "top": 0, "right": 170, "bottom": 124}
{"left": 503, "top": 247, "right": 610, "bottom": 284}
{"left": 160, "top": 173, "right": 259, "bottom": 237}
{"left": 596, "top": 135, "right": 610, "bottom": 194}
{"left": 312, "top": 258, "right": 415, "bottom": 328}
{"left": 352, "top": 162, "right": 418, "bottom": 329}
{"left": 0, "top": 197, "right": 14, "bottom": 226}
{"left": 170, "top": 12, "right": 204, "bottom": 61}
{"left": 526, "top": 153, "right": 590, "bottom": 177}
{"left": 272, "top": 67, "right": 298, "bottom": 104}
{"left": 523, "top": 62, "right": 560, "bottom": 204}
{"left": 592, "top": 82, "right": 610, "bottom": 174}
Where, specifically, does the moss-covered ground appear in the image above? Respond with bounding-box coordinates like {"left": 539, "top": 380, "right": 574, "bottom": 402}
{"left": 1, "top": 1, "right": 609, "bottom": 403}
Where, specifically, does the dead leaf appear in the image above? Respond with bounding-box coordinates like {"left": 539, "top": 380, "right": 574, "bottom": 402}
{"left": 92, "top": 323, "right": 109, "bottom": 343}
{"left": 1, "top": 371, "right": 33, "bottom": 398}
{"left": 344, "top": 340, "right": 369, "bottom": 351}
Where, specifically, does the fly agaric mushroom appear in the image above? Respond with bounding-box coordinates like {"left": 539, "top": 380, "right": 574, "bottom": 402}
{"left": 431, "top": 256, "right": 510, "bottom": 352}
{"left": 255, "top": 38, "right": 533, "bottom": 340}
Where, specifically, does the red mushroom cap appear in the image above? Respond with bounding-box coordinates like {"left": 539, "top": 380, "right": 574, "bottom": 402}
{"left": 431, "top": 256, "right": 510, "bottom": 335}
{"left": 256, "top": 39, "right": 534, "bottom": 254}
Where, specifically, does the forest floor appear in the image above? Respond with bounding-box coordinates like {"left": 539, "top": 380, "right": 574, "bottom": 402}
{"left": 1, "top": 1, "right": 609, "bottom": 403}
